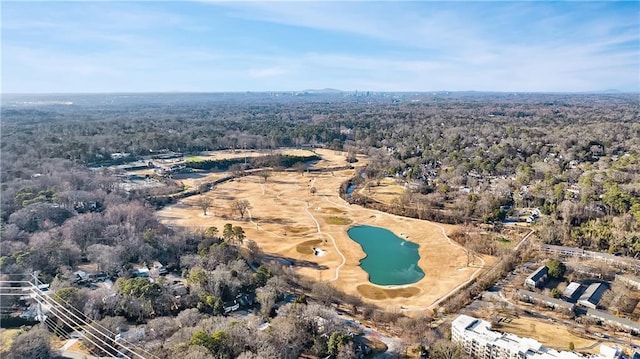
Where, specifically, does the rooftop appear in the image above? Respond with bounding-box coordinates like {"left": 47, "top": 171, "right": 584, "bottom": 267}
{"left": 452, "top": 315, "right": 622, "bottom": 359}
{"left": 527, "top": 265, "right": 549, "bottom": 282}
{"left": 564, "top": 282, "right": 582, "bottom": 299}
{"left": 578, "top": 282, "right": 607, "bottom": 307}
{"left": 517, "top": 290, "right": 576, "bottom": 310}
{"left": 586, "top": 308, "right": 640, "bottom": 332}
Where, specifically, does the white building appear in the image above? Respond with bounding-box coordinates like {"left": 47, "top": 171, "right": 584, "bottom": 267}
{"left": 525, "top": 265, "right": 549, "bottom": 289}
{"left": 451, "top": 315, "right": 621, "bottom": 359}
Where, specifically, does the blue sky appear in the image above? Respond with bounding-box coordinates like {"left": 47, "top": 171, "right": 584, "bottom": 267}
{"left": 2, "top": 1, "right": 639, "bottom": 93}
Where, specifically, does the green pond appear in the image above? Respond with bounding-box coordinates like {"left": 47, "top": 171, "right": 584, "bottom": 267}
{"left": 347, "top": 225, "right": 425, "bottom": 286}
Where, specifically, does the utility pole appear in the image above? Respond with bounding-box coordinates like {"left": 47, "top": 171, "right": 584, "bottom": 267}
{"left": 31, "top": 271, "right": 45, "bottom": 323}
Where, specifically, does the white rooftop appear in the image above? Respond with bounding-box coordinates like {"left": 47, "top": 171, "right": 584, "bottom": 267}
{"left": 452, "top": 315, "right": 621, "bottom": 359}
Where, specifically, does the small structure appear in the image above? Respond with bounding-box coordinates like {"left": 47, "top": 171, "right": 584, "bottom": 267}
{"left": 132, "top": 267, "right": 150, "bottom": 278}
{"left": 170, "top": 283, "right": 188, "bottom": 297}
{"left": 151, "top": 261, "right": 167, "bottom": 275}
{"left": 223, "top": 300, "right": 240, "bottom": 314}
{"left": 563, "top": 282, "right": 582, "bottom": 301}
{"left": 525, "top": 265, "right": 549, "bottom": 289}
{"left": 73, "top": 270, "right": 89, "bottom": 283}
{"left": 577, "top": 283, "right": 608, "bottom": 309}
{"left": 235, "top": 293, "right": 255, "bottom": 307}
{"left": 115, "top": 327, "right": 145, "bottom": 344}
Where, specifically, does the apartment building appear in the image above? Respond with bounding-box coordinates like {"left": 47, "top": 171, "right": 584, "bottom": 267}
{"left": 451, "top": 315, "right": 621, "bottom": 359}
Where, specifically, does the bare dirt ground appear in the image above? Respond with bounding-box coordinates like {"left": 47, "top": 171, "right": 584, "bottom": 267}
{"left": 156, "top": 149, "right": 492, "bottom": 310}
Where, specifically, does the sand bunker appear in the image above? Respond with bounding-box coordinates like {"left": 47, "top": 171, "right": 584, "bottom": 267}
{"left": 297, "top": 239, "right": 324, "bottom": 255}
{"left": 357, "top": 284, "right": 421, "bottom": 300}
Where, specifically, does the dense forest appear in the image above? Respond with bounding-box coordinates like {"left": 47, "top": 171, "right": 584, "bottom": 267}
{"left": 1, "top": 92, "right": 638, "bottom": 358}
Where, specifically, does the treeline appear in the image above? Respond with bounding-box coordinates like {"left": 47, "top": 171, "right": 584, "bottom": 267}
{"left": 186, "top": 153, "right": 320, "bottom": 171}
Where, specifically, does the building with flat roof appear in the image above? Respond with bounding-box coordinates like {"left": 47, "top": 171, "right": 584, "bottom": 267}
{"left": 452, "top": 315, "right": 622, "bottom": 359}
{"left": 540, "top": 244, "right": 640, "bottom": 273}
{"left": 517, "top": 290, "right": 575, "bottom": 313}
{"left": 525, "top": 266, "right": 549, "bottom": 289}
{"left": 585, "top": 308, "right": 640, "bottom": 334}
{"left": 563, "top": 282, "right": 582, "bottom": 301}
{"left": 577, "top": 283, "right": 608, "bottom": 309}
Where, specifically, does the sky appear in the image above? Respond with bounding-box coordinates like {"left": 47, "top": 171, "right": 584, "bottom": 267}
{"left": 2, "top": 1, "right": 639, "bottom": 93}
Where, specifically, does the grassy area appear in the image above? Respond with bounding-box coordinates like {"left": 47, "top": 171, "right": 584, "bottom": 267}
{"left": 0, "top": 329, "right": 20, "bottom": 354}
{"left": 325, "top": 216, "right": 353, "bottom": 225}
{"left": 494, "top": 316, "right": 597, "bottom": 353}
{"left": 186, "top": 155, "right": 205, "bottom": 162}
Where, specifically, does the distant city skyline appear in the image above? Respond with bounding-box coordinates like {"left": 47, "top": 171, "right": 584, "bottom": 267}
{"left": 2, "top": 1, "right": 639, "bottom": 94}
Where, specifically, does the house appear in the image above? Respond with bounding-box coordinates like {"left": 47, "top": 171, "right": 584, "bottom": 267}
{"left": 223, "top": 300, "right": 240, "bottom": 314}
{"left": 235, "top": 293, "right": 255, "bottom": 307}
{"left": 516, "top": 290, "right": 575, "bottom": 313}
{"left": 151, "top": 261, "right": 167, "bottom": 275}
{"left": 170, "top": 283, "right": 188, "bottom": 297}
{"left": 577, "top": 283, "right": 608, "bottom": 309}
{"left": 525, "top": 265, "right": 549, "bottom": 288}
{"left": 73, "top": 270, "right": 89, "bottom": 283}
{"left": 132, "top": 267, "right": 150, "bottom": 278}
{"left": 115, "top": 327, "right": 145, "bottom": 344}
{"left": 563, "top": 282, "right": 582, "bottom": 301}
{"left": 540, "top": 244, "right": 640, "bottom": 273}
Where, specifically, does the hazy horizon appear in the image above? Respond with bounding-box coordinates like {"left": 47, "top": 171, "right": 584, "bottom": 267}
{"left": 3, "top": 89, "right": 638, "bottom": 97}
{"left": 2, "top": 1, "right": 639, "bottom": 94}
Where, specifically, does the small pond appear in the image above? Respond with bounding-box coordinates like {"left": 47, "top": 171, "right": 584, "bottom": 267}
{"left": 345, "top": 183, "right": 357, "bottom": 196}
{"left": 347, "top": 225, "right": 425, "bottom": 285}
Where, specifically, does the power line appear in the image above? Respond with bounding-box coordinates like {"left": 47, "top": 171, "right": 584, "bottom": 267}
{"left": 31, "top": 291, "right": 132, "bottom": 358}
{"left": 29, "top": 274, "right": 156, "bottom": 359}
{"left": 2, "top": 278, "right": 136, "bottom": 358}
{"left": 2, "top": 276, "right": 159, "bottom": 359}
{"left": 42, "top": 287, "right": 160, "bottom": 359}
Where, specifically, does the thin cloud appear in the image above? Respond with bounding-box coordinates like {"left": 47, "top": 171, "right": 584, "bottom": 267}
{"left": 2, "top": 1, "right": 638, "bottom": 93}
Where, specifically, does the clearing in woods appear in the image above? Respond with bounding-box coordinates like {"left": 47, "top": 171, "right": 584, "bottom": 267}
{"left": 156, "top": 148, "right": 492, "bottom": 310}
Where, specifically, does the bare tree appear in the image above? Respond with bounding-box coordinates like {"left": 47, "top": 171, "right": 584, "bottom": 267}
{"left": 196, "top": 196, "right": 213, "bottom": 216}
{"left": 257, "top": 288, "right": 277, "bottom": 318}
{"left": 258, "top": 170, "right": 272, "bottom": 183}
{"left": 8, "top": 326, "right": 52, "bottom": 359}
{"left": 232, "top": 200, "right": 251, "bottom": 219}
{"left": 230, "top": 163, "right": 245, "bottom": 177}
{"left": 245, "top": 240, "right": 262, "bottom": 263}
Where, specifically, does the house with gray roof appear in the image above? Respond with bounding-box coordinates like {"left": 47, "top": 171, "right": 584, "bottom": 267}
{"left": 525, "top": 265, "right": 549, "bottom": 289}
{"left": 577, "top": 282, "right": 608, "bottom": 309}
